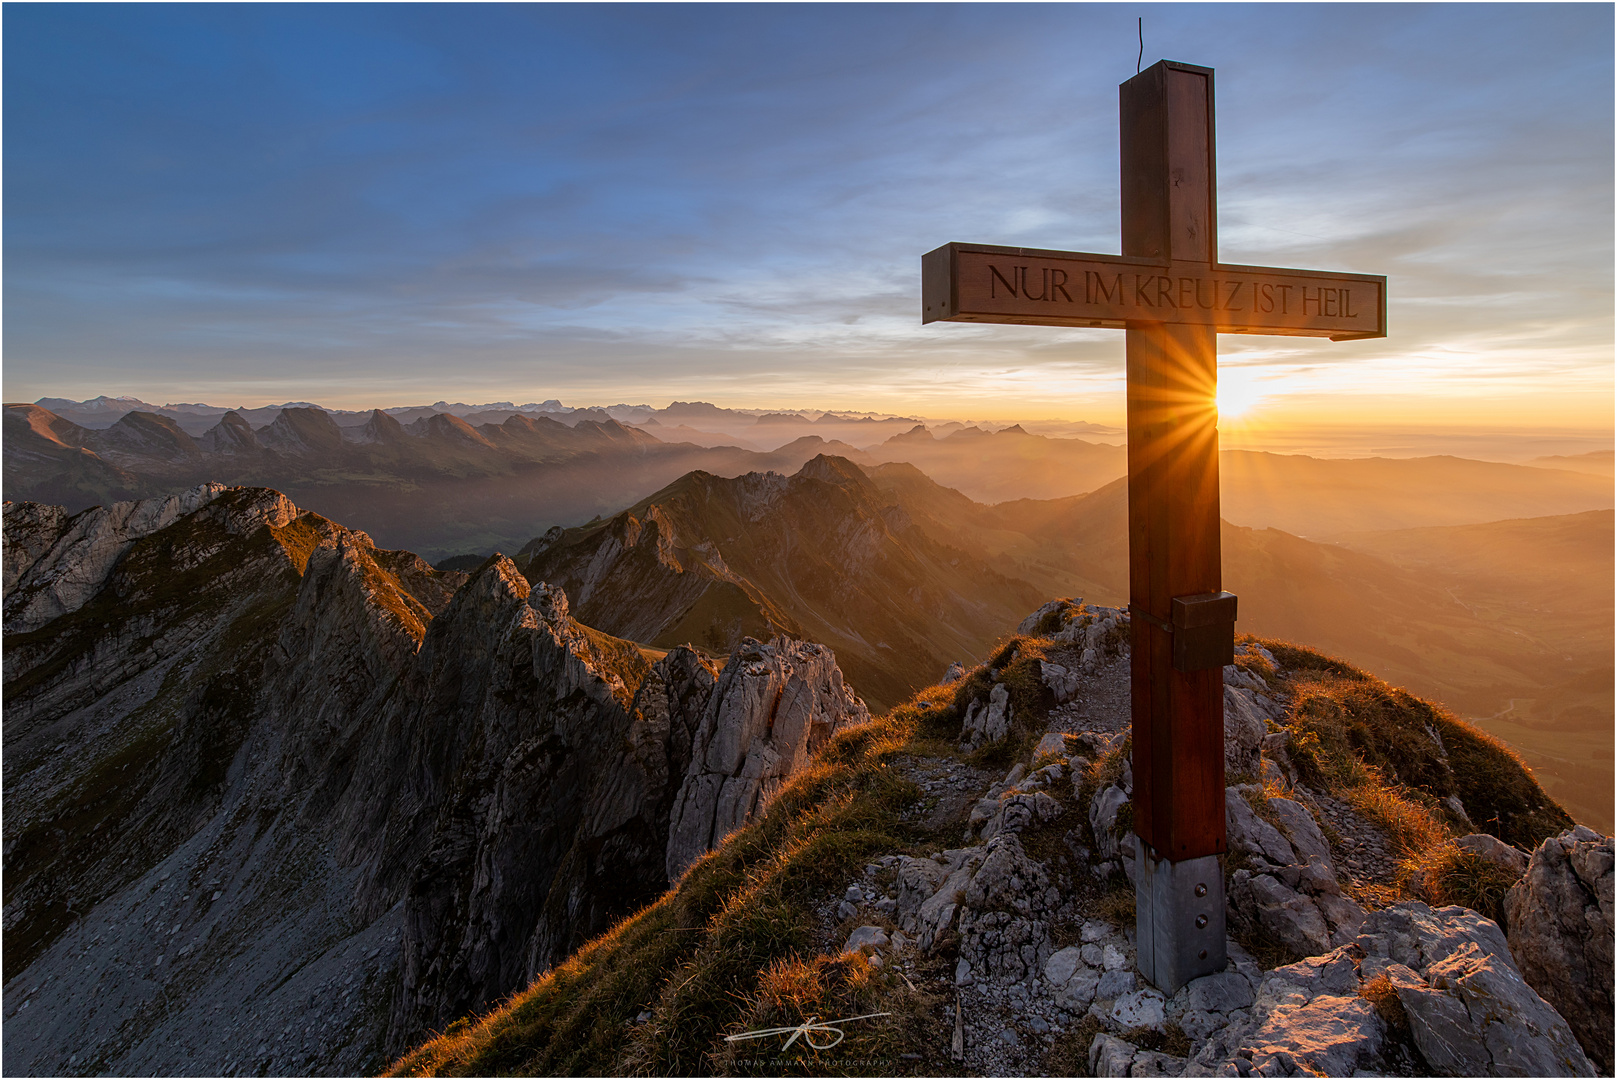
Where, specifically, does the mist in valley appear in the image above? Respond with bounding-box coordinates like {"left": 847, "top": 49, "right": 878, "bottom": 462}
{"left": 9, "top": 394, "right": 1612, "bottom": 830}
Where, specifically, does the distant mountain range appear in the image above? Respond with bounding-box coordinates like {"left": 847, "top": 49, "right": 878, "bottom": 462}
{"left": 860, "top": 464, "right": 1613, "bottom": 829}
{"left": 5, "top": 401, "right": 885, "bottom": 559}
{"left": 6, "top": 397, "right": 1612, "bottom": 826}
{"left": 4, "top": 402, "right": 1135, "bottom": 558}
{"left": 32, "top": 394, "right": 630, "bottom": 434}
{"left": 15, "top": 400, "right": 1608, "bottom": 561}
{"left": 517, "top": 455, "right": 1044, "bottom": 710}
{"left": 28, "top": 395, "right": 946, "bottom": 445}
{"left": 1525, "top": 449, "right": 1614, "bottom": 477}
{"left": 29, "top": 393, "right": 1122, "bottom": 454}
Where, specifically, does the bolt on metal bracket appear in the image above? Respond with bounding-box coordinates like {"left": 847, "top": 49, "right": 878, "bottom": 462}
{"left": 1134, "top": 837, "right": 1227, "bottom": 993}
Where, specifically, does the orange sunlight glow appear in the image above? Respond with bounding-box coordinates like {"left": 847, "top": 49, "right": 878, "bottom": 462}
{"left": 1216, "top": 368, "right": 1268, "bottom": 420}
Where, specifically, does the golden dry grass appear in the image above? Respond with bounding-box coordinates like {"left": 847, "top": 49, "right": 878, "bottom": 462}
{"left": 387, "top": 697, "right": 947, "bottom": 1078}
{"left": 1264, "top": 639, "right": 1571, "bottom": 853}
{"left": 1403, "top": 841, "right": 1522, "bottom": 926}
{"left": 387, "top": 634, "right": 1572, "bottom": 1076}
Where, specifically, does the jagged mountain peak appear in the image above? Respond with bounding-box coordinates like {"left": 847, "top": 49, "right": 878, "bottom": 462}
{"left": 346, "top": 408, "right": 409, "bottom": 445}
{"left": 454, "top": 550, "right": 530, "bottom": 607}
{"left": 659, "top": 400, "right": 737, "bottom": 424}
{"left": 794, "top": 451, "right": 879, "bottom": 494}
{"left": 407, "top": 411, "right": 497, "bottom": 448}
{"left": 259, "top": 405, "right": 344, "bottom": 455}
{"left": 572, "top": 415, "right": 658, "bottom": 446}
{"left": 5, "top": 402, "right": 92, "bottom": 452}
{"left": 95, "top": 410, "right": 202, "bottom": 463}
{"left": 5, "top": 483, "right": 877, "bottom": 1073}
{"left": 519, "top": 459, "right": 1044, "bottom": 708}
{"left": 1, "top": 483, "right": 459, "bottom": 652}
{"left": 197, "top": 410, "right": 261, "bottom": 455}
{"left": 890, "top": 422, "right": 935, "bottom": 443}
{"left": 493, "top": 411, "right": 571, "bottom": 438}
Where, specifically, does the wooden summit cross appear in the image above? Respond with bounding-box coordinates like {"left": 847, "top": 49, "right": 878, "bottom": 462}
{"left": 921, "top": 60, "right": 1386, "bottom": 992}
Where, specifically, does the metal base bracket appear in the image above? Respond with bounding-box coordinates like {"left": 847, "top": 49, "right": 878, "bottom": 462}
{"left": 1134, "top": 840, "right": 1226, "bottom": 993}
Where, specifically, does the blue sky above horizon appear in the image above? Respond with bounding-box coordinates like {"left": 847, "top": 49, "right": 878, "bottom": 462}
{"left": 4, "top": 3, "right": 1613, "bottom": 433}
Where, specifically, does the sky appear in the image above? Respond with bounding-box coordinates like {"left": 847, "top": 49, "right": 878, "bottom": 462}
{"left": 4, "top": 3, "right": 1613, "bottom": 446}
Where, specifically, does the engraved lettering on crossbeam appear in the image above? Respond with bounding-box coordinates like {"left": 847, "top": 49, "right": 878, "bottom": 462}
{"left": 986, "top": 262, "right": 1356, "bottom": 319}
{"left": 923, "top": 244, "right": 1383, "bottom": 339}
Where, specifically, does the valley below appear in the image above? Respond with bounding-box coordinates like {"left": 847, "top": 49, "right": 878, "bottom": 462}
{"left": 7, "top": 396, "right": 1611, "bottom": 828}
{"left": 2, "top": 396, "right": 1612, "bottom": 1076}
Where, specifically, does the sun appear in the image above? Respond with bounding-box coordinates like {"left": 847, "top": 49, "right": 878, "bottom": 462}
{"left": 1216, "top": 368, "right": 1268, "bottom": 420}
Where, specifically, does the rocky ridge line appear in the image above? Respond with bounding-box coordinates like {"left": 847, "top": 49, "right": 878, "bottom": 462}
{"left": 3, "top": 486, "right": 870, "bottom": 1075}
{"left": 824, "top": 600, "right": 1607, "bottom": 1076}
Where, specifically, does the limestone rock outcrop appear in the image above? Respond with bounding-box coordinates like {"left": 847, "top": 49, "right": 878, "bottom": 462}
{"left": 959, "top": 681, "right": 1012, "bottom": 751}
{"left": 1018, "top": 598, "right": 1128, "bottom": 674}
{"left": 1175, "top": 903, "right": 1592, "bottom": 1077}
{"left": 957, "top": 833, "right": 1061, "bottom": 983}
{"left": 1504, "top": 825, "right": 1614, "bottom": 1073}
{"left": 1360, "top": 902, "right": 1595, "bottom": 1076}
{"left": 3, "top": 482, "right": 232, "bottom": 632}
{"left": 815, "top": 607, "right": 1596, "bottom": 1080}
{"left": 665, "top": 636, "right": 868, "bottom": 879}
{"left": 1225, "top": 786, "right": 1365, "bottom": 956}
{"left": 1182, "top": 946, "right": 1384, "bottom": 1077}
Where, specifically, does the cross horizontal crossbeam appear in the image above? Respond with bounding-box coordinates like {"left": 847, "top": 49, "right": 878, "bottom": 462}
{"left": 923, "top": 243, "right": 1386, "bottom": 340}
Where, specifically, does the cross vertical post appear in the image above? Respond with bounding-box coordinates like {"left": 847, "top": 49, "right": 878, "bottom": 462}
{"left": 1121, "top": 60, "right": 1230, "bottom": 992}
{"left": 919, "top": 56, "right": 1386, "bottom": 998}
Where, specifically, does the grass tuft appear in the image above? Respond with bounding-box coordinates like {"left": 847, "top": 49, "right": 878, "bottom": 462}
{"left": 1043, "top": 1013, "right": 1103, "bottom": 1076}
{"left": 1261, "top": 638, "right": 1571, "bottom": 853}
{"left": 950, "top": 635, "right": 1057, "bottom": 740}
{"left": 1404, "top": 842, "right": 1522, "bottom": 927}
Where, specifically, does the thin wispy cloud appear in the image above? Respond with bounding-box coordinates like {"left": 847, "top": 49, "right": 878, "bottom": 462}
{"left": 4, "top": 3, "right": 1610, "bottom": 431}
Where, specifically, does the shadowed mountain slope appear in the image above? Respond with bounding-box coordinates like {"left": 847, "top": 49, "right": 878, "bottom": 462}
{"left": 517, "top": 455, "right": 1045, "bottom": 711}
{"left": 2, "top": 405, "right": 145, "bottom": 508}
{"left": 866, "top": 468, "right": 1613, "bottom": 831}
{"left": 11, "top": 403, "right": 1610, "bottom": 562}
{"left": 3, "top": 485, "right": 870, "bottom": 1075}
